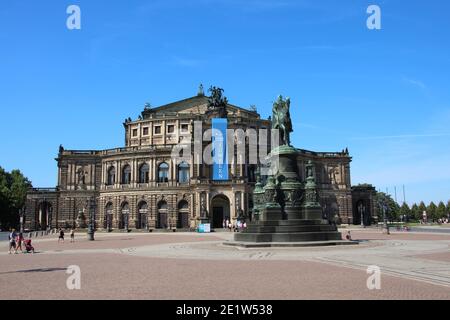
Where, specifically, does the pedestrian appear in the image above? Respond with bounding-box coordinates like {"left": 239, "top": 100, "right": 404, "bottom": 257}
{"left": 345, "top": 231, "right": 352, "bottom": 241}
{"left": 243, "top": 222, "right": 247, "bottom": 230}
{"left": 16, "top": 232, "right": 24, "bottom": 253}
{"left": 8, "top": 229, "right": 17, "bottom": 254}
{"left": 70, "top": 229, "right": 75, "bottom": 243}
{"left": 228, "top": 221, "right": 232, "bottom": 232}
{"left": 58, "top": 228, "right": 65, "bottom": 243}
{"left": 222, "top": 219, "right": 226, "bottom": 230}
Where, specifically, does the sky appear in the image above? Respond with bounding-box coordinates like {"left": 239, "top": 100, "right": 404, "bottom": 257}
{"left": 0, "top": 0, "right": 449, "bottom": 205}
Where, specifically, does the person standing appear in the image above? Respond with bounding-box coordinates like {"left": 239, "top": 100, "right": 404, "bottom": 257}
{"left": 8, "top": 229, "right": 17, "bottom": 254}
{"left": 16, "top": 232, "right": 24, "bottom": 253}
{"left": 58, "top": 229, "right": 65, "bottom": 243}
{"left": 70, "top": 229, "right": 75, "bottom": 243}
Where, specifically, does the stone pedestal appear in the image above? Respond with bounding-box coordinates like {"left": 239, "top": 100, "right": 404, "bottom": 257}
{"left": 233, "top": 148, "right": 343, "bottom": 245}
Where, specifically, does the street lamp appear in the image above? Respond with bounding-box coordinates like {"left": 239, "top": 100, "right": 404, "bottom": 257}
{"left": 19, "top": 206, "right": 26, "bottom": 233}
{"left": 377, "top": 199, "right": 390, "bottom": 234}
{"left": 87, "top": 197, "right": 96, "bottom": 241}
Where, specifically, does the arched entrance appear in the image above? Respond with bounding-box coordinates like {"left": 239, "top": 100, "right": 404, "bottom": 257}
{"left": 137, "top": 202, "right": 148, "bottom": 229}
{"left": 211, "top": 195, "right": 230, "bottom": 229}
{"left": 120, "top": 203, "right": 130, "bottom": 230}
{"left": 104, "top": 203, "right": 113, "bottom": 231}
{"left": 157, "top": 201, "right": 168, "bottom": 229}
{"left": 354, "top": 200, "right": 370, "bottom": 226}
{"left": 36, "top": 201, "right": 52, "bottom": 230}
{"left": 177, "top": 200, "right": 189, "bottom": 229}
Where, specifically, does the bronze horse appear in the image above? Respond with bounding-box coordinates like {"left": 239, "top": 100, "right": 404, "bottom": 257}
{"left": 272, "top": 95, "right": 293, "bottom": 146}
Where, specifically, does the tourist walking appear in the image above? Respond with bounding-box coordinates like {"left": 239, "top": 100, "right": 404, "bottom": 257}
{"left": 58, "top": 229, "right": 65, "bottom": 243}
{"left": 8, "top": 229, "right": 17, "bottom": 254}
{"left": 222, "top": 219, "right": 226, "bottom": 230}
{"left": 70, "top": 229, "right": 75, "bottom": 243}
{"left": 16, "top": 232, "right": 24, "bottom": 253}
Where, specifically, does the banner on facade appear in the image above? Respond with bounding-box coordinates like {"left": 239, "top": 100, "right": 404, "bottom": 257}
{"left": 212, "top": 118, "right": 229, "bottom": 181}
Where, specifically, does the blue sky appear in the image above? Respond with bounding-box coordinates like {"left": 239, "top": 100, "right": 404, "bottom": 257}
{"left": 0, "top": 0, "right": 449, "bottom": 205}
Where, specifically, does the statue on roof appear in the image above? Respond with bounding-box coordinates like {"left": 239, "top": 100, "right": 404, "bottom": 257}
{"left": 144, "top": 102, "right": 151, "bottom": 111}
{"left": 197, "top": 84, "right": 205, "bottom": 96}
{"left": 207, "top": 86, "right": 228, "bottom": 118}
{"left": 272, "top": 95, "right": 293, "bottom": 146}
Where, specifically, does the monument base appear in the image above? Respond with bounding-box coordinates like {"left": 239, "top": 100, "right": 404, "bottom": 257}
{"left": 224, "top": 240, "right": 358, "bottom": 248}
{"left": 234, "top": 218, "right": 343, "bottom": 243}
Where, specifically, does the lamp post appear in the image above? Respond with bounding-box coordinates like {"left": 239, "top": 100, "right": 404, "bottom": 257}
{"left": 87, "top": 197, "right": 96, "bottom": 241}
{"left": 47, "top": 206, "right": 53, "bottom": 232}
{"left": 19, "top": 206, "right": 26, "bottom": 233}
{"left": 378, "top": 198, "right": 389, "bottom": 234}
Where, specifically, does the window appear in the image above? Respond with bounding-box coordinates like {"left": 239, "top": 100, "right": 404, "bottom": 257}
{"left": 122, "top": 165, "right": 132, "bottom": 185}
{"left": 154, "top": 126, "right": 161, "bottom": 135}
{"left": 139, "top": 163, "right": 149, "bottom": 183}
{"left": 178, "top": 162, "right": 190, "bottom": 184}
{"left": 132, "top": 129, "right": 138, "bottom": 137}
{"left": 143, "top": 127, "right": 149, "bottom": 136}
{"left": 167, "top": 125, "right": 175, "bottom": 134}
{"left": 107, "top": 167, "right": 116, "bottom": 185}
{"left": 158, "top": 162, "right": 169, "bottom": 182}
{"left": 180, "top": 124, "right": 189, "bottom": 133}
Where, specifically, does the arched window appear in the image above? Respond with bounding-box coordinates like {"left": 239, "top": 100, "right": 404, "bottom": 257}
{"left": 157, "top": 201, "right": 168, "bottom": 229}
{"left": 178, "top": 162, "right": 190, "bottom": 184}
{"left": 178, "top": 200, "right": 189, "bottom": 210}
{"left": 158, "top": 201, "right": 168, "bottom": 210}
{"left": 177, "top": 200, "right": 189, "bottom": 229}
{"left": 158, "top": 162, "right": 169, "bottom": 183}
{"left": 122, "top": 165, "right": 132, "bottom": 185}
{"left": 137, "top": 202, "right": 148, "bottom": 229}
{"left": 105, "top": 203, "right": 113, "bottom": 230}
{"left": 139, "top": 163, "right": 150, "bottom": 184}
{"left": 120, "top": 203, "right": 130, "bottom": 229}
{"left": 107, "top": 167, "right": 116, "bottom": 185}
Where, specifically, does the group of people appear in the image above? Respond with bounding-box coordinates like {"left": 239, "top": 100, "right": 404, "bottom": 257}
{"left": 7, "top": 229, "right": 34, "bottom": 254}
{"left": 7, "top": 227, "right": 76, "bottom": 254}
{"left": 222, "top": 219, "right": 247, "bottom": 232}
{"left": 58, "top": 228, "right": 76, "bottom": 243}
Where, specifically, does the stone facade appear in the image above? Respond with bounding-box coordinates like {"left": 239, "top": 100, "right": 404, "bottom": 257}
{"left": 24, "top": 89, "right": 373, "bottom": 231}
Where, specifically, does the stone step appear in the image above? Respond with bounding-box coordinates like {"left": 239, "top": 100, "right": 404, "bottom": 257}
{"left": 245, "top": 225, "right": 338, "bottom": 233}
{"left": 251, "top": 219, "right": 328, "bottom": 226}
{"left": 234, "top": 231, "right": 342, "bottom": 243}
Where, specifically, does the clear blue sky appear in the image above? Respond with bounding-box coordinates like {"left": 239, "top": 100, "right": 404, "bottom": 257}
{"left": 1, "top": 0, "right": 449, "bottom": 205}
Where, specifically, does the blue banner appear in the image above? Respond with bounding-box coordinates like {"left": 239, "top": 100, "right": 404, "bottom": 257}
{"left": 212, "top": 118, "right": 229, "bottom": 181}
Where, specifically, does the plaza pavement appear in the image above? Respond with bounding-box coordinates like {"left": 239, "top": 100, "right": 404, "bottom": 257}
{"left": 0, "top": 230, "right": 449, "bottom": 300}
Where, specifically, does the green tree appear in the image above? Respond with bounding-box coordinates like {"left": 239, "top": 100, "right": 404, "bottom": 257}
{"left": 399, "top": 203, "right": 411, "bottom": 221}
{"left": 375, "top": 192, "right": 400, "bottom": 221}
{"left": 436, "top": 201, "right": 447, "bottom": 219}
{"left": 418, "top": 202, "right": 427, "bottom": 220}
{"left": 410, "top": 204, "right": 420, "bottom": 221}
{"left": 0, "top": 167, "right": 32, "bottom": 230}
{"left": 447, "top": 200, "right": 450, "bottom": 217}
{"left": 427, "top": 202, "right": 438, "bottom": 221}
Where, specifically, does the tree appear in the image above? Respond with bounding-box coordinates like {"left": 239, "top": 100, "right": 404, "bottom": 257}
{"left": 447, "top": 200, "right": 450, "bottom": 217}
{"left": 410, "top": 204, "right": 420, "bottom": 221}
{"left": 0, "top": 167, "right": 32, "bottom": 230}
{"left": 437, "top": 201, "right": 447, "bottom": 219}
{"left": 399, "top": 203, "right": 411, "bottom": 221}
{"left": 418, "top": 202, "right": 427, "bottom": 220}
{"left": 375, "top": 192, "right": 400, "bottom": 221}
{"left": 427, "top": 202, "right": 438, "bottom": 221}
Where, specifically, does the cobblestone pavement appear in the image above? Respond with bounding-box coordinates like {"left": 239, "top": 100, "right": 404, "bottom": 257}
{"left": 0, "top": 231, "right": 449, "bottom": 300}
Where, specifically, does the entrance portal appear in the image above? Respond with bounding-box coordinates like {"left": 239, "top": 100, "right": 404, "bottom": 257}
{"left": 211, "top": 195, "right": 230, "bottom": 229}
